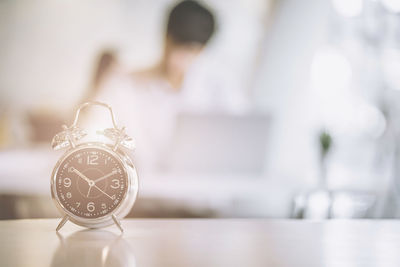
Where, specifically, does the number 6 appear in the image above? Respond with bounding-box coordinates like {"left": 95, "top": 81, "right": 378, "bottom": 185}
{"left": 87, "top": 202, "right": 95, "bottom": 212}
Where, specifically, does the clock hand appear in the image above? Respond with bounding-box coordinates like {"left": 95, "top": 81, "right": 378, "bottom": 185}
{"left": 86, "top": 185, "right": 93, "bottom": 198}
{"left": 70, "top": 167, "right": 114, "bottom": 199}
{"left": 70, "top": 167, "right": 96, "bottom": 198}
{"left": 70, "top": 167, "right": 92, "bottom": 184}
{"left": 93, "top": 170, "right": 118, "bottom": 184}
{"left": 93, "top": 184, "right": 114, "bottom": 200}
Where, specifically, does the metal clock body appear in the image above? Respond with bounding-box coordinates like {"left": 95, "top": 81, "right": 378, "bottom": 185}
{"left": 51, "top": 142, "right": 138, "bottom": 229}
{"left": 50, "top": 101, "right": 138, "bottom": 232}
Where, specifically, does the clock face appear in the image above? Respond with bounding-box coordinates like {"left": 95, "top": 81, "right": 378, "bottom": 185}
{"left": 54, "top": 147, "right": 128, "bottom": 219}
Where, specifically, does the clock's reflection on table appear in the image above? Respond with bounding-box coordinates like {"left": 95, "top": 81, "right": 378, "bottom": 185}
{"left": 2, "top": 219, "right": 400, "bottom": 267}
{"left": 51, "top": 230, "right": 136, "bottom": 267}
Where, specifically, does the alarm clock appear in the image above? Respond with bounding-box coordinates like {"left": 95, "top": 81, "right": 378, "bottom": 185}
{"left": 50, "top": 101, "right": 138, "bottom": 232}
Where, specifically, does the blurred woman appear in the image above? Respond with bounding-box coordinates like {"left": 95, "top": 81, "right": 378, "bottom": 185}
{"left": 91, "top": 1, "right": 217, "bottom": 171}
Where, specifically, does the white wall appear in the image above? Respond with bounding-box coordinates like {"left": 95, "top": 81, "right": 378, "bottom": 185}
{"left": 253, "top": 0, "right": 331, "bottom": 185}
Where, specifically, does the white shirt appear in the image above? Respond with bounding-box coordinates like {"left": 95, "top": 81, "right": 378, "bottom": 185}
{"left": 87, "top": 65, "right": 248, "bottom": 173}
{"left": 91, "top": 73, "right": 180, "bottom": 172}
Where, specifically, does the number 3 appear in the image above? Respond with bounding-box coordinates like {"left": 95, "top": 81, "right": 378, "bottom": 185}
{"left": 110, "top": 179, "right": 120, "bottom": 189}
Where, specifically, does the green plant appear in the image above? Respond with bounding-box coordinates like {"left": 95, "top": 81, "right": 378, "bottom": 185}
{"left": 319, "top": 131, "right": 332, "bottom": 159}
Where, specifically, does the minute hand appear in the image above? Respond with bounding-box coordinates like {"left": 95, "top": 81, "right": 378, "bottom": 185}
{"left": 94, "top": 170, "right": 118, "bottom": 184}
{"left": 93, "top": 184, "right": 114, "bottom": 200}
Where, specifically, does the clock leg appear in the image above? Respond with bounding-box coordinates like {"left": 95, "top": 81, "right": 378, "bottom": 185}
{"left": 56, "top": 215, "right": 69, "bottom": 232}
{"left": 112, "top": 214, "right": 124, "bottom": 233}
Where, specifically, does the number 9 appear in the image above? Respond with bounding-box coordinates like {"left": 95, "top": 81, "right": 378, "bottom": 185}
{"left": 64, "top": 177, "right": 71, "bottom": 188}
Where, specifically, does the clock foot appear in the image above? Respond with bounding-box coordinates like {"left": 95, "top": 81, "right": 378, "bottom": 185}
{"left": 112, "top": 214, "right": 124, "bottom": 233}
{"left": 56, "top": 215, "right": 69, "bottom": 232}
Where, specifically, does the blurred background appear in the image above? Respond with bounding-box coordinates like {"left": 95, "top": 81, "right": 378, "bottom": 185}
{"left": 1, "top": 0, "right": 400, "bottom": 220}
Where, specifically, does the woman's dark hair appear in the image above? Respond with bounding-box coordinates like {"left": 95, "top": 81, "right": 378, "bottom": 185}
{"left": 166, "top": 0, "right": 216, "bottom": 45}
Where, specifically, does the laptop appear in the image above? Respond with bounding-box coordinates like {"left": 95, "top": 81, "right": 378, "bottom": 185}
{"left": 161, "top": 113, "right": 271, "bottom": 175}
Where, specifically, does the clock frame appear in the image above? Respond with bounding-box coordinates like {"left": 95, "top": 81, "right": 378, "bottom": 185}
{"left": 50, "top": 101, "right": 138, "bottom": 232}
{"left": 51, "top": 142, "right": 138, "bottom": 230}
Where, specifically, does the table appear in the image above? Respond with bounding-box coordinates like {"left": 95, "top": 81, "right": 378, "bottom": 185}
{"left": 1, "top": 219, "right": 400, "bottom": 267}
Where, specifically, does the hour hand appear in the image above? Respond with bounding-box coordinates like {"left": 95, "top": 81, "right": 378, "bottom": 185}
{"left": 69, "top": 167, "right": 91, "bottom": 184}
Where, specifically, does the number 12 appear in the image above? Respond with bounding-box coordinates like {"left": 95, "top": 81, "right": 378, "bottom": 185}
{"left": 87, "top": 154, "right": 98, "bottom": 165}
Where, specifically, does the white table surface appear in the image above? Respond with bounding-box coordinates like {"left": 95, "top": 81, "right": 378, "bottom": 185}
{"left": 1, "top": 219, "right": 400, "bottom": 267}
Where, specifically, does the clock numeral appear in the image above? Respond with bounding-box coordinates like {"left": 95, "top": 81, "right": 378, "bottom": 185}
{"left": 110, "top": 179, "right": 120, "bottom": 189}
{"left": 76, "top": 202, "right": 81, "bottom": 208}
{"left": 66, "top": 192, "right": 72, "bottom": 198}
{"left": 101, "top": 203, "right": 107, "bottom": 209}
{"left": 63, "top": 177, "right": 71, "bottom": 188}
{"left": 87, "top": 202, "right": 95, "bottom": 212}
{"left": 87, "top": 154, "right": 99, "bottom": 165}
